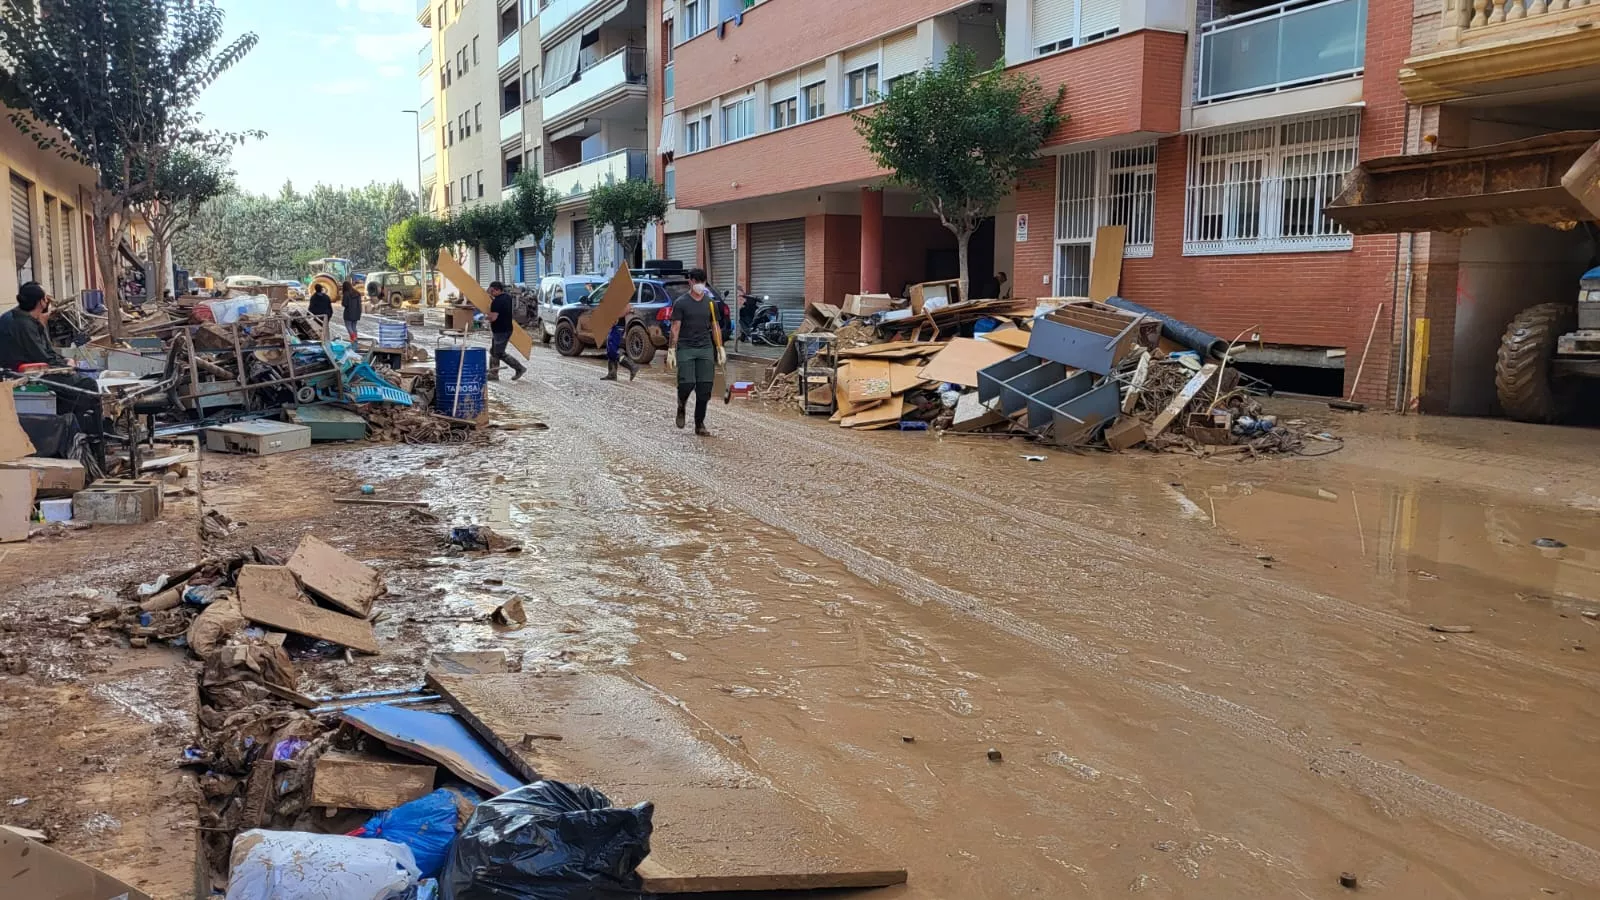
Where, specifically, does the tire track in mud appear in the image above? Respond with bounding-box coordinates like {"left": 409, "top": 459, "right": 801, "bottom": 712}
{"left": 541, "top": 357, "right": 1600, "bottom": 693}
{"left": 531, "top": 364, "right": 1600, "bottom": 887}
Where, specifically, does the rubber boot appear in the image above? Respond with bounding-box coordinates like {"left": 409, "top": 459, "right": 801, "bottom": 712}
{"left": 624, "top": 356, "right": 639, "bottom": 381}
{"left": 601, "top": 359, "right": 618, "bottom": 380}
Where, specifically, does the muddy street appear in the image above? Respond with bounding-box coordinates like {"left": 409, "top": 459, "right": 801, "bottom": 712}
{"left": 6, "top": 346, "right": 1600, "bottom": 898}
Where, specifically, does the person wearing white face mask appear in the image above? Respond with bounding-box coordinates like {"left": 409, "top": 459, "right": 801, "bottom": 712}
{"left": 665, "top": 267, "right": 725, "bottom": 436}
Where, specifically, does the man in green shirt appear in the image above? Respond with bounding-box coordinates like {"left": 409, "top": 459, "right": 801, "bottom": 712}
{"left": 666, "top": 268, "right": 725, "bottom": 436}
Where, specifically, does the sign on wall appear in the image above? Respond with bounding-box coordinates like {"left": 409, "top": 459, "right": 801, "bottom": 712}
{"left": 1015, "top": 214, "right": 1029, "bottom": 244}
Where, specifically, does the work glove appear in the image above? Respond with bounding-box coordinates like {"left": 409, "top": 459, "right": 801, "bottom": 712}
{"left": 665, "top": 351, "right": 676, "bottom": 373}
{"left": 716, "top": 346, "right": 727, "bottom": 367}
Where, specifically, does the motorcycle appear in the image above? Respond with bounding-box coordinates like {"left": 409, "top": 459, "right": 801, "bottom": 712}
{"left": 737, "top": 293, "right": 786, "bottom": 347}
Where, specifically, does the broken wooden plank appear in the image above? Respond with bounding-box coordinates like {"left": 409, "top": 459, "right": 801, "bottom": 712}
{"left": 339, "top": 704, "right": 522, "bottom": 796}
{"left": 237, "top": 564, "right": 379, "bottom": 654}
{"left": 979, "top": 327, "right": 1032, "bottom": 352}
{"left": 1087, "top": 224, "right": 1127, "bottom": 302}
{"left": 841, "top": 395, "right": 904, "bottom": 428}
{"left": 888, "top": 362, "right": 928, "bottom": 394}
{"left": 916, "top": 337, "right": 1017, "bottom": 389}
{"left": 428, "top": 672, "right": 907, "bottom": 894}
{"left": 311, "top": 751, "right": 437, "bottom": 810}
{"left": 1146, "top": 363, "right": 1218, "bottom": 437}
{"left": 288, "top": 535, "right": 383, "bottom": 617}
{"left": 844, "top": 358, "right": 892, "bottom": 403}
{"left": 0, "top": 827, "right": 152, "bottom": 900}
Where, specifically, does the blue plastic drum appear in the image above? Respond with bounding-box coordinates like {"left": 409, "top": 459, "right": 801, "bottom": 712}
{"left": 435, "top": 347, "right": 488, "bottom": 418}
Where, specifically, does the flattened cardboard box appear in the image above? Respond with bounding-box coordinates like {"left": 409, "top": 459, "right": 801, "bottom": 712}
{"left": 0, "top": 828, "right": 152, "bottom": 900}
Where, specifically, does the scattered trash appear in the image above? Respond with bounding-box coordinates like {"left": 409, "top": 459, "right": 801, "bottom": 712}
{"left": 361, "top": 484, "right": 376, "bottom": 495}
{"left": 1532, "top": 537, "right": 1567, "bottom": 549}
{"left": 986, "top": 748, "right": 1003, "bottom": 762}
{"left": 449, "top": 525, "right": 522, "bottom": 553}
{"left": 224, "top": 830, "right": 419, "bottom": 900}
{"left": 441, "top": 780, "right": 653, "bottom": 900}
{"left": 357, "top": 786, "right": 483, "bottom": 879}
{"left": 901, "top": 735, "right": 915, "bottom": 743}
{"left": 490, "top": 598, "right": 527, "bottom": 628}
{"left": 1427, "top": 624, "right": 1474, "bottom": 634}
{"left": 1338, "top": 871, "right": 1360, "bottom": 889}
{"left": 1020, "top": 455, "right": 1046, "bottom": 462}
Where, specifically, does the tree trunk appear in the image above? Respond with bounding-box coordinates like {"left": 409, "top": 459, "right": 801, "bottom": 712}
{"left": 91, "top": 190, "right": 124, "bottom": 340}
{"left": 151, "top": 228, "right": 170, "bottom": 302}
{"left": 956, "top": 227, "right": 972, "bottom": 305}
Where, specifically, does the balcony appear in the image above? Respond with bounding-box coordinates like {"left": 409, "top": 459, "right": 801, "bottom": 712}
{"left": 498, "top": 33, "right": 519, "bottom": 72}
{"left": 420, "top": 98, "right": 435, "bottom": 127}
{"left": 503, "top": 184, "right": 519, "bottom": 203}
{"left": 418, "top": 41, "right": 432, "bottom": 73}
{"left": 422, "top": 154, "right": 437, "bottom": 184}
{"left": 500, "top": 108, "right": 522, "bottom": 146}
{"left": 417, "top": 0, "right": 431, "bottom": 26}
{"left": 539, "top": 0, "right": 605, "bottom": 42}
{"left": 1402, "top": 0, "right": 1600, "bottom": 103}
{"left": 664, "top": 62, "right": 674, "bottom": 103}
{"left": 1197, "top": 0, "right": 1366, "bottom": 104}
{"left": 543, "top": 47, "right": 647, "bottom": 124}
{"left": 545, "top": 148, "right": 647, "bottom": 203}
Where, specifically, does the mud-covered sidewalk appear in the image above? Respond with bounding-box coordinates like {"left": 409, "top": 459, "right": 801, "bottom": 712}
{"left": 4, "top": 345, "right": 1599, "bottom": 898}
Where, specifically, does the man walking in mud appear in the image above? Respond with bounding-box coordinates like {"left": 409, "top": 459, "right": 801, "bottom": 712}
{"left": 666, "top": 267, "right": 725, "bottom": 435}
{"left": 485, "top": 281, "right": 527, "bottom": 381}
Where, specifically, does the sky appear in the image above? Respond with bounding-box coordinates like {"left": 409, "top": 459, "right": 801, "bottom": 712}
{"left": 195, "top": 0, "right": 428, "bottom": 195}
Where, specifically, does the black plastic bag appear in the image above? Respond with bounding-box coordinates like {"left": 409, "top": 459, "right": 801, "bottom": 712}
{"left": 441, "top": 780, "right": 653, "bottom": 900}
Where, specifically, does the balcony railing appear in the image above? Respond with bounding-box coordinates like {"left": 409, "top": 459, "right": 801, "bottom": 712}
{"left": 500, "top": 109, "right": 521, "bottom": 144}
{"left": 1197, "top": 0, "right": 1366, "bottom": 104}
{"left": 543, "top": 47, "right": 647, "bottom": 122}
{"left": 420, "top": 98, "right": 435, "bottom": 126}
{"left": 418, "top": 41, "right": 432, "bottom": 73}
{"left": 422, "top": 154, "right": 437, "bottom": 182}
{"left": 417, "top": 0, "right": 431, "bottom": 25}
{"left": 664, "top": 62, "right": 674, "bottom": 102}
{"left": 544, "top": 148, "right": 647, "bottom": 201}
{"left": 498, "top": 33, "right": 519, "bottom": 70}
{"left": 1441, "top": 0, "right": 1598, "bottom": 44}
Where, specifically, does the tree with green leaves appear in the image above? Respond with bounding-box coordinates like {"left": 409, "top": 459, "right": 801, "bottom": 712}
{"left": 455, "top": 202, "right": 523, "bottom": 282}
{"left": 509, "top": 168, "right": 559, "bottom": 273}
{"left": 0, "top": 0, "right": 258, "bottom": 336}
{"left": 852, "top": 46, "right": 1066, "bottom": 302}
{"left": 386, "top": 221, "right": 419, "bottom": 271}
{"left": 132, "top": 148, "right": 230, "bottom": 300}
{"left": 587, "top": 178, "right": 667, "bottom": 269}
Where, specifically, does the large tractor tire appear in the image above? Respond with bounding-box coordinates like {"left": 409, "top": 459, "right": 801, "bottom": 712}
{"left": 1495, "top": 301, "right": 1577, "bottom": 423}
{"left": 555, "top": 320, "right": 583, "bottom": 357}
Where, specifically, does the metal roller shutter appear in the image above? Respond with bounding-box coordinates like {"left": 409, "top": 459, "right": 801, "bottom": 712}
{"left": 475, "top": 248, "right": 494, "bottom": 286}
{"left": 842, "top": 44, "right": 876, "bottom": 73}
{"left": 880, "top": 29, "right": 920, "bottom": 80}
{"left": 41, "top": 196, "right": 58, "bottom": 296}
{"left": 1079, "top": 0, "right": 1120, "bottom": 40}
{"left": 574, "top": 219, "right": 594, "bottom": 273}
{"left": 1032, "top": 0, "right": 1074, "bottom": 49}
{"left": 707, "top": 226, "right": 735, "bottom": 301}
{"left": 11, "top": 174, "right": 34, "bottom": 284}
{"left": 665, "top": 231, "right": 696, "bottom": 267}
{"left": 60, "top": 203, "right": 76, "bottom": 297}
{"left": 748, "top": 218, "right": 805, "bottom": 311}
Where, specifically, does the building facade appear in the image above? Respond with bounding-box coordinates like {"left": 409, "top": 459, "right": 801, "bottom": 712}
{"left": 2, "top": 109, "right": 98, "bottom": 310}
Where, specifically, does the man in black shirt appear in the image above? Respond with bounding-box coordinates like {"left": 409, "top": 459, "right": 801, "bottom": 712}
{"left": 485, "top": 281, "right": 526, "bottom": 381}
{"left": 0, "top": 282, "right": 104, "bottom": 450}
{"left": 667, "top": 268, "right": 724, "bottom": 435}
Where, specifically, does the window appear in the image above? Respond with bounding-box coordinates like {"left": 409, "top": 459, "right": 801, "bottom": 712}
{"left": 474, "top": 103, "right": 482, "bottom": 130}
{"left": 845, "top": 65, "right": 878, "bottom": 110}
{"left": 1183, "top": 113, "right": 1358, "bottom": 255}
{"left": 721, "top": 96, "right": 754, "bottom": 142}
{"left": 802, "top": 81, "right": 826, "bottom": 120}
{"left": 664, "top": 166, "right": 675, "bottom": 201}
{"left": 682, "top": 0, "right": 709, "bottom": 40}
{"left": 445, "top": 183, "right": 453, "bottom": 205}
{"left": 1053, "top": 144, "right": 1158, "bottom": 294}
{"left": 472, "top": 36, "right": 479, "bottom": 65}
{"left": 1034, "top": 0, "right": 1122, "bottom": 57}
{"left": 684, "top": 107, "right": 712, "bottom": 152}
{"left": 523, "top": 68, "right": 538, "bottom": 101}
{"left": 771, "top": 97, "right": 797, "bottom": 130}
{"left": 477, "top": 169, "right": 485, "bottom": 198}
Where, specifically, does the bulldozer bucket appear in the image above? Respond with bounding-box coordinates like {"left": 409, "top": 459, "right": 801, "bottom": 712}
{"left": 1324, "top": 130, "right": 1600, "bottom": 235}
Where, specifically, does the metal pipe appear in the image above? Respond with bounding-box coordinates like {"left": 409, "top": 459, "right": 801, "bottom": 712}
{"left": 1102, "top": 297, "right": 1229, "bottom": 360}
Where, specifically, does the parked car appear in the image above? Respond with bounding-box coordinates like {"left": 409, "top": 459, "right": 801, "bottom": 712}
{"left": 536, "top": 274, "right": 607, "bottom": 343}
{"left": 223, "top": 274, "right": 271, "bottom": 291}
{"left": 363, "top": 271, "right": 436, "bottom": 307}
{"left": 280, "top": 280, "right": 305, "bottom": 301}
{"left": 552, "top": 264, "right": 731, "bottom": 364}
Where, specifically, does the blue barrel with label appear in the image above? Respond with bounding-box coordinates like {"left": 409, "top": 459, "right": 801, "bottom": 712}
{"left": 435, "top": 346, "right": 488, "bottom": 418}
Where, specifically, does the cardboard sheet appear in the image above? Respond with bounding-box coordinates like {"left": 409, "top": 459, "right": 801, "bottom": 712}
{"left": 0, "top": 828, "right": 153, "bottom": 900}
{"left": 980, "top": 328, "right": 1033, "bottom": 352}
{"left": 287, "top": 535, "right": 382, "bottom": 618}
{"left": 0, "top": 469, "right": 35, "bottom": 543}
{"left": 1088, "top": 225, "right": 1127, "bottom": 302}
{"left": 916, "top": 338, "right": 1017, "bottom": 389}
{"left": 237, "top": 564, "right": 379, "bottom": 654}
{"left": 434, "top": 251, "right": 533, "bottom": 356}
{"left": 588, "top": 264, "right": 637, "bottom": 336}
{"left": 888, "top": 362, "right": 928, "bottom": 394}
{"left": 842, "top": 394, "right": 904, "bottom": 428}
{"left": 0, "top": 380, "right": 36, "bottom": 462}
{"left": 844, "top": 359, "right": 892, "bottom": 402}
{"left": 340, "top": 704, "right": 523, "bottom": 796}
{"left": 429, "top": 672, "right": 907, "bottom": 894}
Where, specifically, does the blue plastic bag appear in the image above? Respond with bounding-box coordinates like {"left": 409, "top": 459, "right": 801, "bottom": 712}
{"left": 359, "top": 786, "right": 483, "bottom": 878}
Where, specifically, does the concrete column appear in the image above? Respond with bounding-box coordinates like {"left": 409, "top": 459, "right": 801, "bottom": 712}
{"left": 859, "top": 188, "right": 883, "bottom": 294}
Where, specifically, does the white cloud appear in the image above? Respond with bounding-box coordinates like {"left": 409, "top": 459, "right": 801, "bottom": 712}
{"left": 377, "top": 64, "right": 406, "bottom": 78}
{"left": 352, "top": 31, "right": 424, "bottom": 64}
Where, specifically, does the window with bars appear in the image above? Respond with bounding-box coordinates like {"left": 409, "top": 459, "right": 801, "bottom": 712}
{"left": 1052, "top": 143, "right": 1157, "bottom": 296}
{"left": 1183, "top": 112, "right": 1358, "bottom": 255}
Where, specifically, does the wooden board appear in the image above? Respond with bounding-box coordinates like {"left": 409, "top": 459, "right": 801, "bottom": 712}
{"left": 340, "top": 704, "right": 523, "bottom": 796}
{"left": 1, "top": 825, "right": 153, "bottom": 900}
{"left": 429, "top": 673, "right": 907, "bottom": 894}
{"left": 434, "top": 251, "right": 533, "bottom": 356}
{"left": 888, "top": 362, "right": 928, "bottom": 394}
{"left": 980, "top": 327, "right": 1033, "bottom": 351}
{"left": 829, "top": 364, "right": 881, "bottom": 422}
{"left": 915, "top": 337, "right": 1017, "bottom": 389}
{"left": 1147, "top": 363, "right": 1218, "bottom": 436}
{"left": 311, "top": 751, "right": 437, "bottom": 810}
{"left": 589, "top": 264, "right": 637, "bottom": 338}
{"left": 237, "top": 565, "right": 379, "bottom": 654}
{"left": 843, "top": 358, "right": 892, "bottom": 402}
{"left": 287, "top": 534, "right": 382, "bottom": 617}
{"left": 0, "top": 380, "right": 36, "bottom": 462}
{"left": 837, "top": 341, "right": 934, "bottom": 359}
{"left": 0, "top": 469, "right": 33, "bottom": 543}
{"left": 841, "top": 394, "right": 904, "bottom": 428}
{"left": 1088, "top": 224, "right": 1126, "bottom": 302}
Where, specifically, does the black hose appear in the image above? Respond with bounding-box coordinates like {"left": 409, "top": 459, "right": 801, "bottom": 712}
{"left": 1104, "top": 297, "right": 1229, "bottom": 360}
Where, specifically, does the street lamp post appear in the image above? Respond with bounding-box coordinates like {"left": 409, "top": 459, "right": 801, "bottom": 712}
{"left": 402, "top": 108, "right": 427, "bottom": 302}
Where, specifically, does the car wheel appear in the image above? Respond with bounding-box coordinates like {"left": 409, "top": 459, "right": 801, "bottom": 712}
{"left": 541, "top": 320, "right": 553, "bottom": 344}
{"left": 555, "top": 320, "right": 582, "bottom": 357}
{"left": 626, "top": 324, "right": 655, "bottom": 366}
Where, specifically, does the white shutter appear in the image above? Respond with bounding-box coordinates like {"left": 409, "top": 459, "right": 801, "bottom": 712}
{"left": 880, "top": 29, "right": 919, "bottom": 79}
{"left": 768, "top": 72, "right": 797, "bottom": 104}
{"left": 1079, "top": 0, "right": 1120, "bottom": 40}
{"left": 842, "top": 43, "right": 876, "bottom": 73}
{"left": 800, "top": 62, "right": 824, "bottom": 85}
{"left": 1032, "top": 0, "right": 1075, "bottom": 49}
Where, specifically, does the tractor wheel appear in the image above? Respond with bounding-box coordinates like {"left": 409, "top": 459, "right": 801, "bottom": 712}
{"left": 555, "top": 320, "right": 582, "bottom": 357}
{"left": 1495, "top": 301, "right": 1578, "bottom": 423}
{"left": 625, "top": 324, "right": 655, "bottom": 366}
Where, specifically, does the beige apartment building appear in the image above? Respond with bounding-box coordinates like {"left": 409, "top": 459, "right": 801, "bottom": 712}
{"left": 2, "top": 108, "right": 97, "bottom": 309}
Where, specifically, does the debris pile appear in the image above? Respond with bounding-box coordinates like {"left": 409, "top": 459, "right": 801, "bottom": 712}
{"left": 757, "top": 283, "right": 1337, "bottom": 456}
